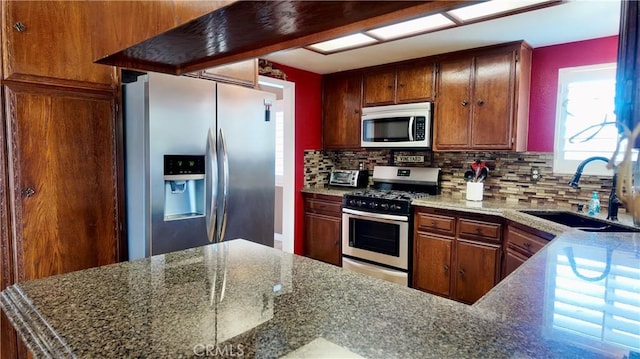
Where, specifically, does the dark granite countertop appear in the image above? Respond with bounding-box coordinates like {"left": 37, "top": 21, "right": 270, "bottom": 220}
{"left": 302, "top": 186, "right": 639, "bottom": 236}
{"left": 2, "top": 234, "right": 639, "bottom": 358}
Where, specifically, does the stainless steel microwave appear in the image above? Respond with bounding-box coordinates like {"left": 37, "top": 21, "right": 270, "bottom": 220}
{"left": 361, "top": 102, "right": 432, "bottom": 148}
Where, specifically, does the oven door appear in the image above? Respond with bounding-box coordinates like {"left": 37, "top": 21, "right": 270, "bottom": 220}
{"left": 341, "top": 208, "right": 409, "bottom": 270}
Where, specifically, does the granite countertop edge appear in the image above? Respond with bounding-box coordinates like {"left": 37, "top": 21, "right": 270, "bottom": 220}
{"left": 301, "top": 186, "right": 637, "bottom": 235}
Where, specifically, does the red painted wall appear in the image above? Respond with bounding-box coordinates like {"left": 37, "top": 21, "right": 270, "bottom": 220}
{"left": 528, "top": 35, "right": 618, "bottom": 151}
{"left": 270, "top": 63, "right": 323, "bottom": 255}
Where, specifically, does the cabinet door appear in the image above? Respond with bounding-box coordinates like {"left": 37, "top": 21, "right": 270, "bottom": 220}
{"left": 471, "top": 51, "right": 515, "bottom": 149}
{"left": 3, "top": 1, "right": 114, "bottom": 86}
{"left": 454, "top": 240, "right": 501, "bottom": 304}
{"left": 413, "top": 232, "right": 452, "bottom": 297}
{"left": 502, "top": 247, "right": 528, "bottom": 279}
{"left": 397, "top": 62, "right": 434, "bottom": 103}
{"left": 323, "top": 74, "right": 363, "bottom": 149}
{"left": 304, "top": 213, "right": 341, "bottom": 266}
{"left": 434, "top": 58, "right": 472, "bottom": 150}
{"left": 363, "top": 69, "right": 396, "bottom": 106}
{"left": 4, "top": 84, "right": 120, "bottom": 282}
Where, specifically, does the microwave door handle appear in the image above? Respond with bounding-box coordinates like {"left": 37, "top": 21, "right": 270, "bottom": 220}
{"left": 408, "top": 116, "right": 415, "bottom": 141}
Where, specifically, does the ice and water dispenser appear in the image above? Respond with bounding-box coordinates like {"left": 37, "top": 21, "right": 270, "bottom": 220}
{"left": 163, "top": 155, "right": 205, "bottom": 221}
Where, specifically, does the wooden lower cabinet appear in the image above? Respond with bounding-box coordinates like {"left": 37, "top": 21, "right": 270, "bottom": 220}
{"left": 413, "top": 207, "right": 502, "bottom": 304}
{"left": 501, "top": 223, "right": 553, "bottom": 279}
{"left": 454, "top": 240, "right": 501, "bottom": 304}
{"left": 302, "top": 193, "right": 342, "bottom": 266}
{"left": 503, "top": 247, "right": 528, "bottom": 278}
{"left": 413, "top": 232, "right": 452, "bottom": 297}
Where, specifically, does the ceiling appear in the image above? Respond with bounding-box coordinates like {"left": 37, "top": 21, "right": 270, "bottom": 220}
{"left": 262, "top": 0, "right": 621, "bottom": 75}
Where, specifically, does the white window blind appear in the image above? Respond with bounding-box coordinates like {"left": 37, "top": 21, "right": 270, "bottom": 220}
{"left": 549, "top": 245, "right": 640, "bottom": 353}
{"left": 553, "top": 63, "right": 626, "bottom": 175}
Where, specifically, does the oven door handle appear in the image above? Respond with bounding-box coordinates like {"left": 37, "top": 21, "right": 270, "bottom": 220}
{"left": 342, "top": 208, "right": 409, "bottom": 222}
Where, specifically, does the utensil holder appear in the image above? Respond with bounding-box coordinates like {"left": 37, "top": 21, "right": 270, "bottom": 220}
{"left": 466, "top": 182, "right": 484, "bottom": 201}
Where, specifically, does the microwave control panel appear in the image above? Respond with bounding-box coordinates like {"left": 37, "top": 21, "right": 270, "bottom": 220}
{"left": 415, "top": 117, "right": 426, "bottom": 141}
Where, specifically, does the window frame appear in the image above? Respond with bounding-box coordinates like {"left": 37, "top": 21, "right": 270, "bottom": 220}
{"left": 553, "top": 62, "right": 619, "bottom": 175}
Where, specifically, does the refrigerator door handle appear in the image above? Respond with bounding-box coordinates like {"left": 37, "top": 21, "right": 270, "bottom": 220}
{"left": 217, "top": 128, "right": 230, "bottom": 243}
{"left": 205, "top": 128, "right": 218, "bottom": 243}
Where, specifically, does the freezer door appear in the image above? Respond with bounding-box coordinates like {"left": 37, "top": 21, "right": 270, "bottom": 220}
{"left": 216, "top": 83, "right": 275, "bottom": 246}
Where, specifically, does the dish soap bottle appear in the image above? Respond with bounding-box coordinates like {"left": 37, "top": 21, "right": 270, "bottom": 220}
{"left": 588, "top": 191, "right": 601, "bottom": 216}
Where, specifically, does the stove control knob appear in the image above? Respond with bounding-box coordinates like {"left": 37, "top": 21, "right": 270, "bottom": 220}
{"left": 380, "top": 203, "right": 389, "bottom": 210}
{"left": 349, "top": 199, "right": 356, "bottom": 206}
{"left": 390, "top": 204, "right": 399, "bottom": 211}
{"left": 356, "top": 200, "right": 363, "bottom": 207}
{"left": 369, "top": 202, "right": 376, "bottom": 209}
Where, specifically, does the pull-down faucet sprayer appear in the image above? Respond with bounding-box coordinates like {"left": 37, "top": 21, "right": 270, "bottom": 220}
{"left": 568, "top": 156, "right": 622, "bottom": 221}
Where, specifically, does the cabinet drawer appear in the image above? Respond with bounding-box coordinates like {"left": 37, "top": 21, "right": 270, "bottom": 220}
{"left": 457, "top": 218, "right": 502, "bottom": 243}
{"left": 416, "top": 213, "right": 455, "bottom": 236}
{"left": 506, "top": 226, "right": 547, "bottom": 256}
{"left": 305, "top": 198, "right": 342, "bottom": 216}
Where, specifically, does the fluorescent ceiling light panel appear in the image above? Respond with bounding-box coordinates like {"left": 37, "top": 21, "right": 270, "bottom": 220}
{"left": 308, "top": 33, "right": 377, "bottom": 52}
{"left": 367, "top": 14, "right": 455, "bottom": 40}
{"left": 448, "top": 0, "right": 549, "bottom": 22}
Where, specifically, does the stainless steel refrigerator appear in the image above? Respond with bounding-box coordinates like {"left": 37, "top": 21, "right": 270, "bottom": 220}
{"left": 123, "top": 71, "right": 275, "bottom": 260}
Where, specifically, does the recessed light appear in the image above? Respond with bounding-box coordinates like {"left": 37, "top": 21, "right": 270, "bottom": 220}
{"left": 307, "top": 33, "right": 377, "bottom": 53}
{"left": 366, "top": 13, "right": 455, "bottom": 40}
{"left": 447, "top": 0, "right": 551, "bottom": 22}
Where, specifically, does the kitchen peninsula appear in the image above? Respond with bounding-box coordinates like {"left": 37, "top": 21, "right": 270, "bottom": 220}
{"left": 2, "top": 228, "right": 638, "bottom": 358}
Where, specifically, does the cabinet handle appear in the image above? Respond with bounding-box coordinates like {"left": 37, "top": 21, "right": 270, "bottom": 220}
{"left": 354, "top": 109, "right": 359, "bottom": 114}
{"left": 475, "top": 228, "right": 482, "bottom": 235}
{"left": 461, "top": 100, "right": 468, "bottom": 107}
{"left": 477, "top": 99, "right": 484, "bottom": 106}
{"left": 524, "top": 242, "right": 531, "bottom": 249}
{"left": 431, "top": 220, "right": 437, "bottom": 226}
{"left": 13, "top": 22, "right": 26, "bottom": 32}
{"left": 21, "top": 187, "right": 35, "bottom": 197}
{"left": 443, "top": 264, "right": 449, "bottom": 272}
{"left": 387, "top": 84, "right": 393, "bottom": 89}
{"left": 459, "top": 268, "right": 465, "bottom": 275}
{"left": 398, "top": 83, "right": 405, "bottom": 88}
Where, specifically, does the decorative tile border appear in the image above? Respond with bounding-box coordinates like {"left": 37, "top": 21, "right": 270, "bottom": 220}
{"left": 304, "top": 150, "right": 616, "bottom": 211}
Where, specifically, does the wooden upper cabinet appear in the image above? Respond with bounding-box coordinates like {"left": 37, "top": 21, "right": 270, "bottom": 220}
{"left": 434, "top": 58, "right": 473, "bottom": 149}
{"left": 323, "top": 73, "right": 363, "bottom": 149}
{"left": 471, "top": 51, "right": 516, "bottom": 148}
{"left": 363, "top": 62, "right": 434, "bottom": 106}
{"left": 397, "top": 62, "right": 434, "bottom": 103}
{"left": 89, "top": 1, "right": 234, "bottom": 65}
{"left": 364, "top": 68, "right": 396, "bottom": 106}
{"left": 198, "top": 59, "right": 258, "bottom": 88}
{"left": 434, "top": 41, "right": 531, "bottom": 151}
{"left": 2, "top": 1, "right": 115, "bottom": 87}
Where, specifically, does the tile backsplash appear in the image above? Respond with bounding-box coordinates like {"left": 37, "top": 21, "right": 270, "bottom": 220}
{"left": 304, "top": 149, "right": 616, "bottom": 210}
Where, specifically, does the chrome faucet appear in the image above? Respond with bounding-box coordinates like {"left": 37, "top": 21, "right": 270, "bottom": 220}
{"left": 568, "top": 156, "right": 622, "bottom": 221}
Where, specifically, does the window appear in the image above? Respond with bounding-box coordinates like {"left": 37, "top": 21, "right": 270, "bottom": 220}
{"left": 553, "top": 63, "right": 624, "bottom": 175}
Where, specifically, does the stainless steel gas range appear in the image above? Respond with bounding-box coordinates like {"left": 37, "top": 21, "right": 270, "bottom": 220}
{"left": 341, "top": 166, "right": 441, "bottom": 286}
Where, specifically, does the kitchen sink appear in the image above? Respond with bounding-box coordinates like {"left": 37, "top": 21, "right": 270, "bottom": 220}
{"left": 519, "top": 210, "right": 640, "bottom": 232}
